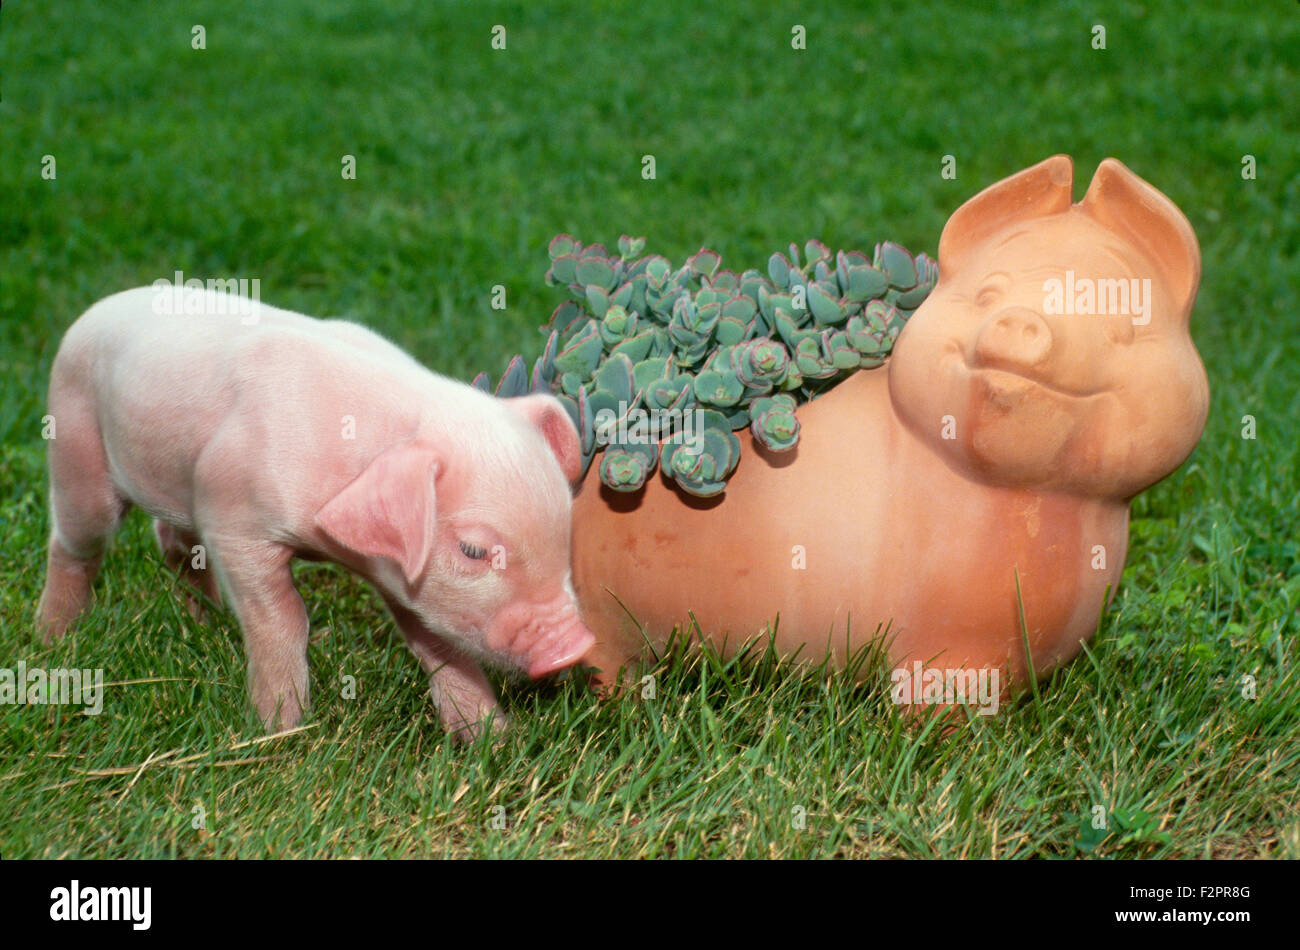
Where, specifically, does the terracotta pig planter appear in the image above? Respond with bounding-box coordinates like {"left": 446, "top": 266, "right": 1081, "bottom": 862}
{"left": 571, "top": 156, "right": 1209, "bottom": 702}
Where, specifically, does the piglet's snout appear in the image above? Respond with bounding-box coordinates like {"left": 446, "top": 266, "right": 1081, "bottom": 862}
{"left": 488, "top": 597, "right": 596, "bottom": 678}
{"left": 974, "top": 307, "right": 1053, "bottom": 371}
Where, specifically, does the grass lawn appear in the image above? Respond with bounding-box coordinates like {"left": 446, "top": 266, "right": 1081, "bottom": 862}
{"left": 0, "top": 0, "right": 1296, "bottom": 858}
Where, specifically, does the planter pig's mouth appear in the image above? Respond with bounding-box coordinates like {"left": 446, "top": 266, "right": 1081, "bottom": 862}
{"left": 964, "top": 355, "right": 1102, "bottom": 400}
{"left": 943, "top": 335, "right": 1101, "bottom": 400}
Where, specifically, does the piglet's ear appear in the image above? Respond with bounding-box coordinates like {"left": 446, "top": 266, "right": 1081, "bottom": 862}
{"left": 507, "top": 393, "right": 583, "bottom": 484}
{"left": 315, "top": 441, "right": 438, "bottom": 585}
{"left": 1080, "top": 157, "right": 1201, "bottom": 319}
{"left": 938, "top": 154, "right": 1075, "bottom": 278}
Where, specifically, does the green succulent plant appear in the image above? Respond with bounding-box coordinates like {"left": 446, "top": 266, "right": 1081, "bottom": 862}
{"left": 749, "top": 394, "right": 801, "bottom": 452}
{"left": 477, "top": 234, "right": 936, "bottom": 497}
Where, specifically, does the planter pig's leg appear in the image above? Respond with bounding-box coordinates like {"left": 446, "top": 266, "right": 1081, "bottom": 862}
{"left": 154, "top": 520, "right": 223, "bottom": 620}
{"left": 37, "top": 392, "right": 129, "bottom": 641}
{"left": 384, "top": 597, "right": 505, "bottom": 742}
{"left": 207, "top": 537, "right": 310, "bottom": 730}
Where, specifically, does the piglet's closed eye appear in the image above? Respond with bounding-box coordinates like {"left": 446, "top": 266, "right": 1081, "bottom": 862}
{"left": 314, "top": 440, "right": 439, "bottom": 584}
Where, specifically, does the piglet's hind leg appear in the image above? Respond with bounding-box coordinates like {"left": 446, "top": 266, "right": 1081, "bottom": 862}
{"left": 38, "top": 390, "right": 130, "bottom": 641}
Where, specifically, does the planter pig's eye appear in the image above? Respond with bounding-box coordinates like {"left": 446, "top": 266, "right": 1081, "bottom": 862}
{"left": 458, "top": 540, "right": 489, "bottom": 561}
{"left": 975, "top": 271, "right": 1011, "bottom": 309}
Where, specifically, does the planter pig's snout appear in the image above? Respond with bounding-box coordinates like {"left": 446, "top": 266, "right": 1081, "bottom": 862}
{"left": 974, "top": 307, "right": 1052, "bottom": 371}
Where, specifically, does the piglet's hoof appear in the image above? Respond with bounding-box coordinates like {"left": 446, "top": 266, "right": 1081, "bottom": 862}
{"left": 443, "top": 709, "right": 509, "bottom": 746}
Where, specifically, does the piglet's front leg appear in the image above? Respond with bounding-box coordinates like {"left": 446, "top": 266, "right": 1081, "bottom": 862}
{"left": 385, "top": 598, "right": 506, "bottom": 742}
{"left": 208, "top": 537, "right": 311, "bottom": 730}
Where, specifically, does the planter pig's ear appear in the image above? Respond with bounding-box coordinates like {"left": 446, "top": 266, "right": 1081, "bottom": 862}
{"left": 314, "top": 441, "right": 438, "bottom": 585}
{"left": 1080, "top": 157, "right": 1201, "bottom": 318}
{"left": 507, "top": 394, "right": 583, "bottom": 484}
{"left": 938, "top": 154, "right": 1075, "bottom": 277}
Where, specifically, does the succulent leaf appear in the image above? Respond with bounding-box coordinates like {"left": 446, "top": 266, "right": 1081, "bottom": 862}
{"left": 645, "top": 373, "right": 693, "bottom": 412}
{"left": 711, "top": 270, "right": 739, "bottom": 292}
{"left": 549, "top": 234, "right": 580, "bottom": 260}
{"left": 876, "top": 241, "right": 917, "bottom": 289}
{"left": 773, "top": 308, "right": 801, "bottom": 349}
{"left": 807, "top": 281, "right": 847, "bottom": 325}
{"left": 575, "top": 254, "right": 616, "bottom": 290}
{"left": 750, "top": 393, "right": 800, "bottom": 452}
{"left": 575, "top": 386, "right": 596, "bottom": 457}
{"left": 594, "top": 352, "right": 636, "bottom": 406}
{"left": 587, "top": 389, "right": 624, "bottom": 443}
{"left": 551, "top": 253, "right": 580, "bottom": 286}
{"left": 586, "top": 284, "right": 610, "bottom": 318}
{"left": 733, "top": 337, "right": 791, "bottom": 388}
{"left": 693, "top": 368, "right": 745, "bottom": 407}
{"left": 610, "top": 328, "right": 656, "bottom": 364}
{"left": 560, "top": 371, "right": 584, "bottom": 397}
{"left": 598, "top": 304, "right": 636, "bottom": 347}
{"left": 768, "top": 252, "right": 792, "bottom": 289}
{"left": 644, "top": 255, "right": 672, "bottom": 290}
{"left": 610, "top": 281, "right": 634, "bottom": 310}
{"left": 546, "top": 300, "right": 585, "bottom": 336}
{"left": 916, "top": 253, "right": 939, "bottom": 287}
{"left": 739, "top": 270, "right": 769, "bottom": 301}
{"left": 617, "top": 234, "right": 647, "bottom": 260}
{"left": 793, "top": 336, "right": 824, "bottom": 377}
{"left": 647, "top": 327, "right": 672, "bottom": 358}
{"left": 686, "top": 248, "right": 722, "bottom": 279}
{"left": 538, "top": 328, "right": 559, "bottom": 377}
{"left": 846, "top": 264, "right": 889, "bottom": 302}
{"left": 895, "top": 283, "right": 932, "bottom": 310}
{"left": 599, "top": 447, "right": 652, "bottom": 492}
{"left": 825, "top": 330, "right": 860, "bottom": 371}
{"left": 660, "top": 411, "right": 737, "bottom": 498}
{"left": 632, "top": 356, "right": 671, "bottom": 393}
{"left": 714, "top": 315, "right": 751, "bottom": 347}
{"left": 846, "top": 314, "right": 885, "bottom": 356}
{"left": 530, "top": 356, "right": 550, "bottom": 392}
{"left": 720, "top": 294, "right": 757, "bottom": 323}
{"left": 495, "top": 354, "right": 529, "bottom": 398}
{"left": 804, "top": 239, "right": 830, "bottom": 266}
{"left": 553, "top": 322, "right": 603, "bottom": 378}
{"left": 627, "top": 276, "right": 648, "bottom": 316}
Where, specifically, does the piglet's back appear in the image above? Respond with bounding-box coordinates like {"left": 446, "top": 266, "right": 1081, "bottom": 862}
{"left": 54, "top": 287, "right": 440, "bottom": 527}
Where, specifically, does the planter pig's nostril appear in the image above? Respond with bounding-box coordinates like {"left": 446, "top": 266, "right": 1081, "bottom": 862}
{"left": 975, "top": 307, "right": 1051, "bottom": 369}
